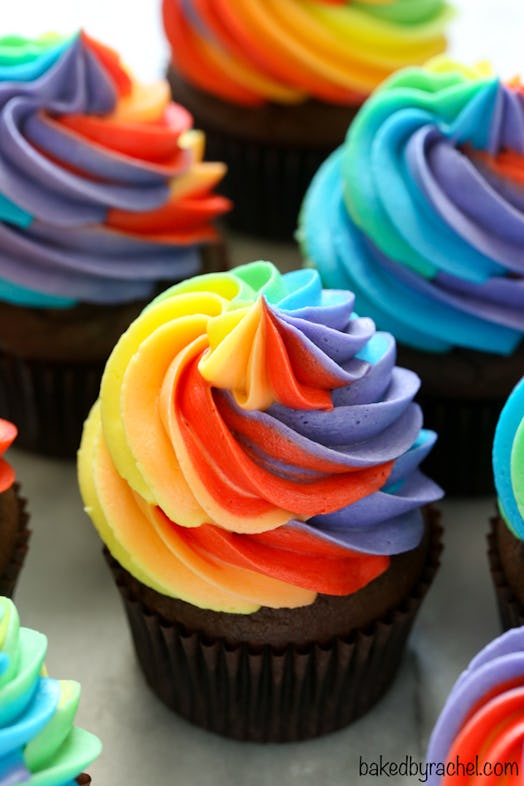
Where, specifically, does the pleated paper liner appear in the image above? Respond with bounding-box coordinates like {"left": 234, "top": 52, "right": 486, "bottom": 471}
{"left": 0, "top": 484, "right": 31, "bottom": 599}
{"left": 416, "top": 394, "right": 502, "bottom": 497}
{"left": 0, "top": 351, "right": 104, "bottom": 458}
{"left": 105, "top": 507, "right": 442, "bottom": 742}
{"left": 167, "top": 68, "right": 357, "bottom": 241}
{"left": 0, "top": 242, "right": 228, "bottom": 459}
{"left": 203, "top": 133, "right": 341, "bottom": 241}
{"left": 487, "top": 515, "right": 524, "bottom": 631}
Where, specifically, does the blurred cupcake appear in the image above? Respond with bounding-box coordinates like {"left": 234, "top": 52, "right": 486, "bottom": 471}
{"left": 488, "top": 376, "right": 524, "bottom": 630}
{"left": 0, "top": 32, "right": 230, "bottom": 457}
{"left": 0, "top": 595, "right": 101, "bottom": 784}
{"left": 0, "top": 420, "right": 30, "bottom": 598}
{"left": 299, "top": 59, "right": 524, "bottom": 495}
{"left": 163, "top": 0, "right": 452, "bottom": 239}
{"left": 78, "top": 261, "right": 443, "bottom": 741}
{"left": 426, "top": 628, "right": 524, "bottom": 785}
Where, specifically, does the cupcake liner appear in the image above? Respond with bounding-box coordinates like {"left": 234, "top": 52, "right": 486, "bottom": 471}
{"left": 204, "top": 130, "right": 338, "bottom": 240}
{"left": 105, "top": 508, "right": 442, "bottom": 742}
{"left": 76, "top": 776, "right": 91, "bottom": 785}
{"left": 0, "top": 484, "right": 31, "bottom": 599}
{"left": 167, "top": 67, "right": 357, "bottom": 240}
{"left": 0, "top": 350, "right": 104, "bottom": 458}
{"left": 487, "top": 515, "right": 524, "bottom": 630}
{"left": 415, "top": 394, "right": 501, "bottom": 497}
{"left": 0, "top": 244, "right": 227, "bottom": 460}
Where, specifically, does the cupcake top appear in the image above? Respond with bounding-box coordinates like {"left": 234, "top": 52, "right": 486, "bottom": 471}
{"left": 493, "top": 376, "right": 524, "bottom": 540}
{"left": 0, "top": 596, "right": 101, "bottom": 785}
{"left": 299, "top": 58, "right": 524, "bottom": 355}
{"left": 0, "top": 421, "right": 17, "bottom": 494}
{"left": 163, "top": 0, "right": 452, "bottom": 107}
{"left": 78, "top": 261, "right": 442, "bottom": 614}
{"left": 0, "top": 32, "right": 230, "bottom": 309}
{"left": 426, "top": 627, "right": 524, "bottom": 785}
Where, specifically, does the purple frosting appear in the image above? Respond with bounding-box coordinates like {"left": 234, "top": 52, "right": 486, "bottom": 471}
{"left": 0, "top": 33, "right": 211, "bottom": 306}
{"left": 212, "top": 264, "right": 443, "bottom": 556}
{"left": 300, "top": 66, "right": 524, "bottom": 354}
{"left": 426, "top": 628, "right": 524, "bottom": 785}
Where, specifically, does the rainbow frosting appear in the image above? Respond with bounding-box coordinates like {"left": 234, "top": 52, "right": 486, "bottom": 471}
{"left": 426, "top": 628, "right": 524, "bottom": 785}
{"left": 0, "top": 422, "right": 17, "bottom": 495}
{"left": 162, "top": 0, "right": 452, "bottom": 107}
{"left": 78, "top": 261, "right": 442, "bottom": 614}
{"left": 493, "top": 377, "right": 524, "bottom": 541}
{"left": 299, "top": 59, "right": 524, "bottom": 354}
{"left": 0, "top": 32, "right": 230, "bottom": 309}
{"left": 0, "top": 596, "right": 101, "bottom": 785}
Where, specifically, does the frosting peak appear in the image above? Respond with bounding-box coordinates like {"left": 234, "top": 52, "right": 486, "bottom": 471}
{"left": 300, "top": 58, "right": 524, "bottom": 355}
{"left": 79, "top": 262, "right": 442, "bottom": 614}
{"left": 0, "top": 32, "right": 230, "bottom": 309}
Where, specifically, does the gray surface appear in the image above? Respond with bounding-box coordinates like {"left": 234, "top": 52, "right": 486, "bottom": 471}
{"left": 11, "top": 449, "right": 500, "bottom": 786}
{"left": 3, "top": 0, "right": 523, "bottom": 781}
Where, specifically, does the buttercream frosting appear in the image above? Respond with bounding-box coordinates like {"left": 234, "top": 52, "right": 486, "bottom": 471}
{"left": 299, "top": 58, "right": 524, "bottom": 354}
{"left": 0, "top": 422, "right": 17, "bottom": 495}
{"left": 493, "top": 376, "right": 524, "bottom": 540}
{"left": 163, "top": 0, "right": 452, "bottom": 107}
{"left": 426, "top": 627, "right": 524, "bottom": 785}
{"left": 0, "top": 32, "right": 230, "bottom": 308}
{"left": 0, "top": 596, "right": 101, "bottom": 785}
{"left": 78, "top": 261, "right": 442, "bottom": 614}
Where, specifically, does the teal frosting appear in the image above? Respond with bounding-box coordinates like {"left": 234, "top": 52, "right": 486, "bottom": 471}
{"left": 299, "top": 62, "right": 524, "bottom": 355}
{"left": 0, "top": 597, "right": 101, "bottom": 786}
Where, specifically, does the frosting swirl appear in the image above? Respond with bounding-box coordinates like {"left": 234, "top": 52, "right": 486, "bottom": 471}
{"left": 299, "top": 59, "right": 524, "bottom": 354}
{"left": 0, "top": 32, "right": 230, "bottom": 308}
{"left": 162, "top": 0, "right": 452, "bottom": 107}
{"left": 0, "top": 422, "right": 17, "bottom": 494}
{"left": 78, "top": 261, "right": 442, "bottom": 614}
{"left": 493, "top": 376, "right": 524, "bottom": 540}
{"left": 0, "top": 596, "right": 101, "bottom": 786}
{"left": 426, "top": 628, "right": 524, "bottom": 785}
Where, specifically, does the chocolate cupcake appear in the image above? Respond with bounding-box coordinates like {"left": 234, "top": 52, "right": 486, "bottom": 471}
{"left": 299, "top": 59, "right": 524, "bottom": 495}
{"left": 488, "top": 376, "right": 524, "bottom": 630}
{"left": 426, "top": 628, "right": 524, "bottom": 784}
{"left": 0, "top": 596, "right": 101, "bottom": 783}
{"left": 78, "top": 261, "right": 443, "bottom": 741}
{"left": 163, "top": 0, "right": 452, "bottom": 239}
{"left": 0, "top": 32, "right": 230, "bottom": 457}
{"left": 0, "top": 420, "right": 30, "bottom": 598}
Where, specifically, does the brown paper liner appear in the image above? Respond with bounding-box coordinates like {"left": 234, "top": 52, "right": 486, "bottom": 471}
{"left": 487, "top": 515, "right": 524, "bottom": 630}
{"left": 0, "top": 244, "right": 228, "bottom": 459}
{"left": 415, "top": 394, "right": 501, "bottom": 497}
{"left": 0, "top": 484, "right": 31, "bottom": 599}
{"left": 167, "top": 68, "right": 357, "bottom": 241}
{"left": 0, "top": 351, "right": 104, "bottom": 458}
{"left": 76, "top": 775, "right": 91, "bottom": 785}
{"left": 106, "top": 508, "right": 442, "bottom": 742}
{"left": 203, "top": 132, "right": 342, "bottom": 240}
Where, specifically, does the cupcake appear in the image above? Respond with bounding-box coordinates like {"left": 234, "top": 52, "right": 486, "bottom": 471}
{"left": 299, "top": 58, "right": 524, "bottom": 495}
{"left": 0, "top": 596, "right": 101, "bottom": 784}
{"left": 488, "top": 376, "right": 524, "bottom": 630}
{"left": 426, "top": 628, "right": 524, "bottom": 784}
{"left": 0, "top": 32, "right": 230, "bottom": 457}
{"left": 0, "top": 420, "right": 30, "bottom": 598}
{"left": 163, "top": 0, "right": 452, "bottom": 239}
{"left": 78, "top": 261, "right": 443, "bottom": 741}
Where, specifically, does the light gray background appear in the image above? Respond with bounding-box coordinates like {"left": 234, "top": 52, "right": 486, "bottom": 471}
{"left": 4, "top": 2, "right": 524, "bottom": 784}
